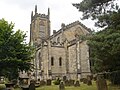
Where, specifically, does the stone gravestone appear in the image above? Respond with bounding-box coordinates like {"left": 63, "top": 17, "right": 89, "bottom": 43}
{"left": 40, "top": 80, "right": 46, "bottom": 86}
{"left": 29, "top": 82, "right": 35, "bottom": 90}
{"left": 63, "top": 76, "right": 67, "bottom": 81}
{"left": 87, "top": 75, "right": 92, "bottom": 85}
{"left": 96, "top": 74, "right": 108, "bottom": 90}
{"left": 80, "top": 78, "right": 84, "bottom": 82}
{"left": 69, "top": 80, "right": 75, "bottom": 86}
{"left": 59, "top": 81, "right": 65, "bottom": 90}
{"left": 46, "top": 79, "right": 51, "bottom": 85}
{"left": 5, "top": 83, "right": 15, "bottom": 90}
{"left": 93, "top": 75, "right": 97, "bottom": 81}
{"left": 83, "top": 78, "right": 88, "bottom": 84}
{"left": 64, "top": 80, "right": 70, "bottom": 86}
{"left": 87, "top": 80, "right": 92, "bottom": 86}
{"left": 74, "top": 80, "right": 80, "bottom": 87}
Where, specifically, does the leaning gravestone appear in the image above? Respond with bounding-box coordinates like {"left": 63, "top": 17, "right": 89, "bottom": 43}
{"left": 29, "top": 82, "right": 35, "bottom": 90}
{"left": 59, "top": 81, "right": 65, "bottom": 90}
{"left": 96, "top": 74, "right": 108, "bottom": 90}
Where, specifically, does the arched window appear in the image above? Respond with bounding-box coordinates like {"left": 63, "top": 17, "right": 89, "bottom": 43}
{"left": 51, "top": 57, "right": 54, "bottom": 66}
{"left": 59, "top": 57, "right": 62, "bottom": 66}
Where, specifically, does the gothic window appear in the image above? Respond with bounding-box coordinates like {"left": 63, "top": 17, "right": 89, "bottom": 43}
{"left": 51, "top": 57, "right": 54, "bottom": 66}
{"left": 59, "top": 57, "right": 62, "bottom": 66}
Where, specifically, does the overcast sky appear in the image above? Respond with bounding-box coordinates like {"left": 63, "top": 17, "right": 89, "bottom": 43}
{"left": 0, "top": 0, "right": 97, "bottom": 42}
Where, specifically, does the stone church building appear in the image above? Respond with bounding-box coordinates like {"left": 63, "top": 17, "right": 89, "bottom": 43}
{"left": 29, "top": 5, "right": 91, "bottom": 80}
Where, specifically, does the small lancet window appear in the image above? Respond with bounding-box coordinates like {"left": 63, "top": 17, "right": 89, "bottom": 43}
{"left": 59, "top": 57, "right": 62, "bottom": 66}
{"left": 51, "top": 57, "right": 54, "bottom": 66}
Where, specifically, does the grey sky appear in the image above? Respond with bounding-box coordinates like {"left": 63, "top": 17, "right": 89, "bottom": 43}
{"left": 0, "top": 0, "right": 96, "bottom": 42}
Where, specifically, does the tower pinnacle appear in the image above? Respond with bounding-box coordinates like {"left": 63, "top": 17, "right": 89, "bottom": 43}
{"left": 35, "top": 5, "right": 37, "bottom": 14}
{"left": 31, "top": 11, "right": 33, "bottom": 21}
{"left": 48, "top": 8, "right": 50, "bottom": 19}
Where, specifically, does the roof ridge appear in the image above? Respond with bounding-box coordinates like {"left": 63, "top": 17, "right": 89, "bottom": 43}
{"left": 50, "top": 20, "right": 91, "bottom": 39}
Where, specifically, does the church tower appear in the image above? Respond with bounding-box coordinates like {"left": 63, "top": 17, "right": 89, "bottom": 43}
{"left": 30, "top": 5, "right": 50, "bottom": 47}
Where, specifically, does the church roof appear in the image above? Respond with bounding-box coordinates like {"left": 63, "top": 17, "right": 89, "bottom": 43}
{"left": 50, "top": 21, "right": 91, "bottom": 39}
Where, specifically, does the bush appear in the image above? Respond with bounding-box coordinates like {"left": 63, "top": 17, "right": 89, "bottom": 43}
{"left": 53, "top": 79, "right": 61, "bottom": 85}
{"left": 0, "top": 84, "right": 6, "bottom": 90}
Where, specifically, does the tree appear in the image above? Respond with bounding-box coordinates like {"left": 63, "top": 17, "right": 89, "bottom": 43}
{"left": 0, "top": 19, "right": 33, "bottom": 80}
{"left": 88, "top": 29, "right": 120, "bottom": 73}
{"left": 73, "top": 0, "right": 120, "bottom": 73}
{"left": 73, "top": 0, "right": 120, "bottom": 28}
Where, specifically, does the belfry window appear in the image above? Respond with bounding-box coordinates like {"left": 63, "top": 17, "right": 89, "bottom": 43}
{"left": 59, "top": 57, "right": 62, "bottom": 66}
{"left": 51, "top": 57, "right": 54, "bottom": 66}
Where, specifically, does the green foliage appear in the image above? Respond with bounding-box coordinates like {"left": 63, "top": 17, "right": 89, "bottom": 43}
{"left": 73, "top": 0, "right": 120, "bottom": 74}
{"left": 53, "top": 78, "right": 61, "bottom": 85}
{"left": 88, "top": 29, "right": 120, "bottom": 73}
{"left": 0, "top": 19, "right": 33, "bottom": 80}
{"left": 0, "top": 84, "right": 6, "bottom": 90}
{"left": 73, "top": 0, "right": 120, "bottom": 28}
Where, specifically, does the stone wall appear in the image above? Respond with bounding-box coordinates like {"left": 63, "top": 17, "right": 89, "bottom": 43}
{"left": 68, "top": 44, "right": 77, "bottom": 79}
{"left": 30, "top": 13, "right": 91, "bottom": 80}
{"left": 80, "top": 41, "right": 91, "bottom": 78}
{"left": 50, "top": 46, "right": 66, "bottom": 79}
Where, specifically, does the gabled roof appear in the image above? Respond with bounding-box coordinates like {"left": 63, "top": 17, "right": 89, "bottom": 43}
{"left": 50, "top": 21, "right": 91, "bottom": 39}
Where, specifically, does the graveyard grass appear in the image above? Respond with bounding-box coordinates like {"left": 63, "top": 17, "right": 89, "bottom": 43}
{"left": 36, "top": 81, "right": 96, "bottom": 90}
{"left": 35, "top": 81, "right": 120, "bottom": 90}
{"left": 1, "top": 81, "right": 120, "bottom": 90}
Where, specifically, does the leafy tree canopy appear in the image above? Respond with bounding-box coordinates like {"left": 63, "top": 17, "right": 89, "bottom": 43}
{"left": 73, "top": 0, "right": 120, "bottom": 73}
{"left": 88, "top": 28, "right": 120, "bottom": 73}
{"left": 73, "top": 0, "right": 120, "bottom": 28}
{"left": 0, "top": 19, "right": 33, "bottom": 80}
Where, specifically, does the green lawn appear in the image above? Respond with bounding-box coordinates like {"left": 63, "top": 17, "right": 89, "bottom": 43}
{"left": 36, "top": 83, "right": 97, "bottom": 90}
{"left": 35, "top": 81, "right": 120, "bottom": 90}
{"left": 36, "top": 81, "right": 96, "bottom": 90}
{"left": 1, "top": 81, "right": 120, "bottom": 90}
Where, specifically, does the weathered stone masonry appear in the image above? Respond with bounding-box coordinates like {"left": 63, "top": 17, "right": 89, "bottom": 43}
{"left": 29, "top": 5, "right": 91, "bottom": 80}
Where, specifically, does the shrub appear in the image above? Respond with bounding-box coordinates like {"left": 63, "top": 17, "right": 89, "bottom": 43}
{"left": 0, "top": 84, "right": 6, "bottom": 90}
{"left": 53, "top": 79, "right": 61, "bottom": 85}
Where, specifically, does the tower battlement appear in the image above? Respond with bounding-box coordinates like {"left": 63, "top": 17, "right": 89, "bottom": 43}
{"left": 31, "top": 5, "right": 50, "bottom": 22}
